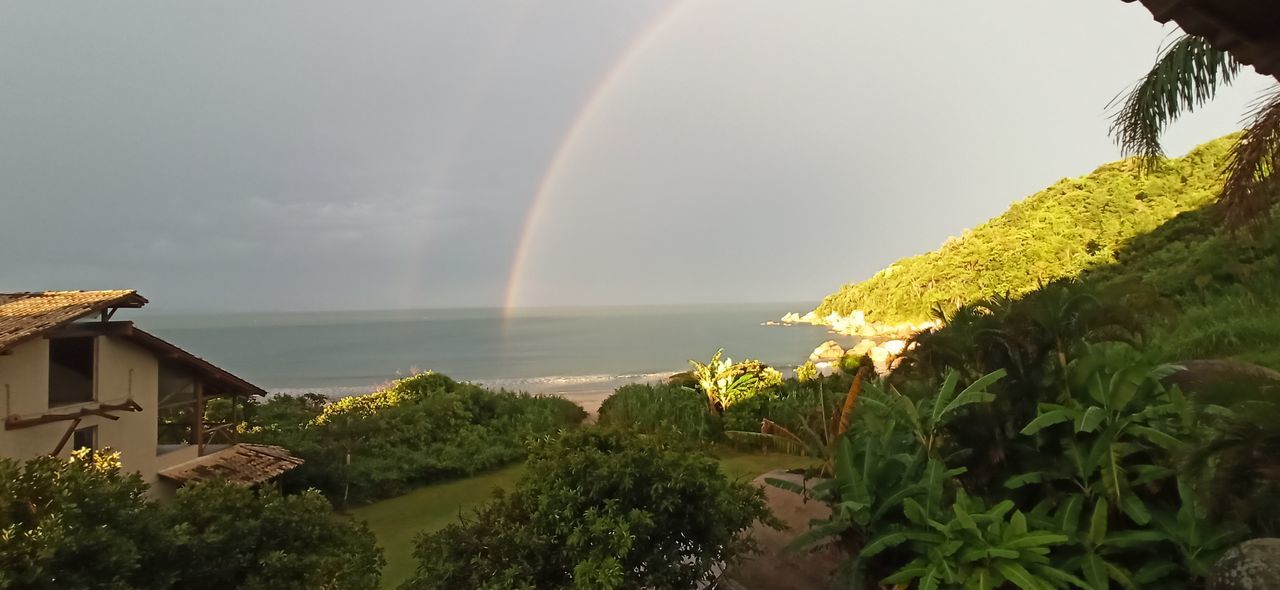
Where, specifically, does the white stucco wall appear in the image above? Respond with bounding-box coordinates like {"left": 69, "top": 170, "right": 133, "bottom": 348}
{"left": 0, "top": 335, "right": 161, "bottom": 483}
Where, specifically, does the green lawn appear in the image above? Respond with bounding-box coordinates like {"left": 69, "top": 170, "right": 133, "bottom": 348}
{"left": 349, "top": 465, "right": 525, "bottom": 589}
{"left": 352, "top": 452, "right": 813, "bottom": 589}
{"left": 716, "top": 450, "right": 817, "bottom": 480}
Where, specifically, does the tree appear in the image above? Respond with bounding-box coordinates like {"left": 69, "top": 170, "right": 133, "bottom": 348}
{"left": 402, "top": 428, "right": 777, "bottom": 589}
{"left": 0, "top": 451, "right": 383, "bottom": 590}
{"left": 1110, "top": 34, "right": 1280, "bottom": 225}
{"left": 0, "top": 450, "right": 168, "bottom": 590}
{"left": 162, "top": 482, "right": 384, "bottom": 590}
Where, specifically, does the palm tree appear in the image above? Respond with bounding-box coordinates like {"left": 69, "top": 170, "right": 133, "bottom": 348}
{"left": 1110, "top": 34, "right": 1280, "bottom": 225}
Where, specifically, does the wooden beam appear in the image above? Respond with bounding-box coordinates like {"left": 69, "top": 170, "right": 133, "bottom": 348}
{"left": 194, "top": 380, "right": 205, "bottom": 456}
{"left": 51, "top": 418, "right": 83, "bottom": 455}
{"left": 46, "top": 321, "right": 134, "bottom": 340}
{"left": 5, "top": 399, "right": 142, "bottom": 430}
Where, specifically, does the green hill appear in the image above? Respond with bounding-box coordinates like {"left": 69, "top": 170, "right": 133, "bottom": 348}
{"left": 815, "top": 137, "right": 1238, "bottom": 324}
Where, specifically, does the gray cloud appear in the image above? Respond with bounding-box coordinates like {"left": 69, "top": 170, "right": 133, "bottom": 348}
{"left": 0, "top": 0, "right": 1271, "bottom": 311}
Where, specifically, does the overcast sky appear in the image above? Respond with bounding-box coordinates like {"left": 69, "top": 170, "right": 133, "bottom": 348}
{"left": 1, "top": 1, "right": 1273, "bottom": 312}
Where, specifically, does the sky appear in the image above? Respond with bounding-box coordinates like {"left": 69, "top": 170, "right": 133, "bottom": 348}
{"left": 1, "top": 1, "right": 1274, "bottom": 312}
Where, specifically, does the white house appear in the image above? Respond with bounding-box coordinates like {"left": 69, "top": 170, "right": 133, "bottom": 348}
{"left": 0, "top": 290, "right": 300, "bottom": 496}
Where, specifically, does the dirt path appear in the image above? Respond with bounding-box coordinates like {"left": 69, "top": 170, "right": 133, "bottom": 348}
{"left": 726, "top": 470, "right": 844, "bottom": 589}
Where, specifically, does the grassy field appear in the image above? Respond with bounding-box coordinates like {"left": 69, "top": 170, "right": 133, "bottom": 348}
{"left": 349, "top": 465, "right": 525, "bottom": 589}
{"left": 352, "top": 451, "right": 813, "bottom": 589}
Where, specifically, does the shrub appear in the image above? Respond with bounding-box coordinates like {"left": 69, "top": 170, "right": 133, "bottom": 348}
{"left": 0, "top": 450, "right": 167, "bottom": 590}
{"left": 246, "top": 372, "right": 586, "bottom": 504}
{"left": 162, "top": 482, "right": 383, "bottom": 590}
{"left": 795, "top": 360, "right": 818, "bottom": 382}
{"left": 403, "top": 428, "right": 777, "bottom": 590}
{"left": 786, "top": 343, "right": 1249, "bottom": 589}
{"left": 688, "top": 350, "right": 784, "bottom": 411}
{"left": 721, "top": 390, "right": 775, "bottom": 434}
{"left": 0, "top": 451, "right": 382, "bottom": 590}
{"left": 596, "top": 383, "right": 719, "bottom": 440}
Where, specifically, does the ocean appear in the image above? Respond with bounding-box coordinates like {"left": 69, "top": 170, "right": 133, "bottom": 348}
{"left": 138, "top": 303, "right": 857, "bottom": 398}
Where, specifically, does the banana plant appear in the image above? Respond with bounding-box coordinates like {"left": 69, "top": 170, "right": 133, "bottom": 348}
{"left": 1143, "top": 478, "right": 1247, "bottom": 583}
{"left": 865, "top": 489, "right": 1079, "bottom": 590}
{"left": 1011, "top": 347, "right": 1189, "bottom": 519}
{"left": 764, "top": 370, "right": 1006, "bottom": 587}
{"left": 1027, "top": 494, "right": 1155, "bottom": 589}
{"left": 766, "top": 417, "right": 935, "bottom": 586}
{"left": 871, "top": 368, "right": 1007, "bottom": 459}
{"left": 688, "top": 349, "right": 759, "bottom": 413}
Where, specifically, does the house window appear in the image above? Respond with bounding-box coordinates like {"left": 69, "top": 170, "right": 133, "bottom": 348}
{"left": 72, "top": 425, "right": 97, "bottom": 451}
{"left": 49, "top": 337, "right": 95, "bottom": 406}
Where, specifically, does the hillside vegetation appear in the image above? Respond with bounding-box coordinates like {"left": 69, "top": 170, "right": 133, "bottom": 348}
{"left": 815, "top": 137, "right": 1238, "bottom": 323}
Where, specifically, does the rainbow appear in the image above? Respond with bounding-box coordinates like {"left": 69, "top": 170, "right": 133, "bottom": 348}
{"left": 501, "top": 0, "right": 696, "bottom": 314}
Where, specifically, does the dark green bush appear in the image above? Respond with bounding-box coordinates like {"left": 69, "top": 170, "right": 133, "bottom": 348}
{"left": 0, "top": 451, "right": 169, "bottom": 590}
{"left": 0, "top": 451, "right": 382, "bottom": 590}
{"left": 721, "top": 390, "right": 774, "bottom": 433}
{"left": 597, "top": 383, "right": 720, "bottom": 440}
{"left": 246, "top": 372, "right": 586, "bottom": 504}
{"left": 162, "top": 482, "right": 384, "bottom": 590}
{"left": 402, "top": 428, "right": 776, "bottom": 590}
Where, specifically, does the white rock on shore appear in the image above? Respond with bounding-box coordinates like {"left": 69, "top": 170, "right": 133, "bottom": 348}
{"left": 808, "top": 340, "right": 845, "bottom": 363}
{"left": 785, "top": 308, "right": 938, "bottom": 376}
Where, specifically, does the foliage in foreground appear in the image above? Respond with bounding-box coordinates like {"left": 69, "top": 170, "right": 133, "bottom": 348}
{"left": 0, "top": 450, "right": 382, "bottom": 590}
{"left": 771, "top": 336, "right": 1271, "bottom": 589}
{"left": 402, "top": 428, "right": 776, "bottom": 590}
{"left": 245, "top": 372, "right": 586, "bottom": 504}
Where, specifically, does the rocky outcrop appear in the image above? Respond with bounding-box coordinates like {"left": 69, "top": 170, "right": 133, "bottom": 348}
{"left": 848, "top": 339, "right": 878, "bottom": 358}
{"left": 777, "top": 309, "right": 938, "bottom": 340}
{"left": 780, "top": 310, "right": 926, "bottom": 377}
{"left": 1210, "top": 539, "right": 1280, "bottom": 590}
{"left": 881, "top": 340, "right": 907, "bottom": 356}
{"left": 797, "top": 338, "right": 914, "bottom": 377}
{"left": 808, "top": 340, "right": 845, "bottom": 364}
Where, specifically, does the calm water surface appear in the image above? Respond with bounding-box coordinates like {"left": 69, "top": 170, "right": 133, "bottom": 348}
{"left": 137, "top": 303, "right": 855, "bottom": 396}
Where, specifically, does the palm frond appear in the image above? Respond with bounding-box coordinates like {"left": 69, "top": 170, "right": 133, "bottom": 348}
{"left": 1109, "top": 34, "right": 1241, "bottom": 171}
{"left": 1221, "top": 87, "right": 1280, "bottom": 225}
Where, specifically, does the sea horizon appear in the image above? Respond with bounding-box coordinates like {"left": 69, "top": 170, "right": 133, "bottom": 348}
{"left": 133, "top": 301, "right": 856, "bottom": 399}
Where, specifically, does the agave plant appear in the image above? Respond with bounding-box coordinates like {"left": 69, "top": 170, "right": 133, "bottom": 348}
{"left": 1110, "top": 33, "right": 1280, "bottom": 225}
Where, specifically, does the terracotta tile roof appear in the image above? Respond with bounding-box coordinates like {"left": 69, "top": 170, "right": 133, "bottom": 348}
{"left": 0, "top": 290, "right": 148, "bottom": 353}
{"left": 1124, "top": 0, "right": 1280, "bottom": 79}
{"left": 157, "top": 444, "right": 304, "bottom": 486}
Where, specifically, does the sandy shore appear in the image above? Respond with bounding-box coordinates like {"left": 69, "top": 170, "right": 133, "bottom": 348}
{"left": 509, "top": 373, "right": 672, "bottom": 421}
{"left": 519, "top": 383, "right": 614, "bottom": 419}
{"left": 272, "top": 374, "right": 666, "bottom": 422}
